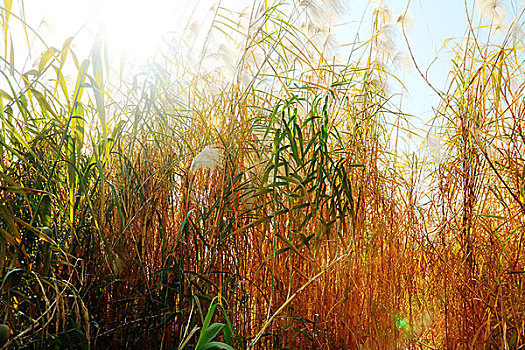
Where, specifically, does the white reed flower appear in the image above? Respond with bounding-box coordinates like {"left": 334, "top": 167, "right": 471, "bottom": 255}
{"left": 206, "top": 79, "right": 224, "bottom": 96}
{"left": 372, "top": 2, "right": 392, "bottom": 26}
{"left": 311, "top": 32, "right": 337, "bottom": 53}
{"left": 191, "top": 146, "right": 224, "bottom": 172}
{"left": 396, "top": 10, "right": 414, "bottom": 30}
{"left": 39, "top": 19, "right": 57, "bottom": 36}
{"left": 204, "top": 44, "right": 239, "bottom": 82}
{"left": 245, "top": 46, "right": 266, "bottom": 68}
{"left": 375, "top": 24, "right": 396, "bottom": 55}
{"left": 392, "top": 51, "right": 412, "bottom": 71}
{"left": 217, "top": 44, "right": 238, "bottom": 70}
{"left": 509, "top": 20, "right": 525, "bottom": 47}
{"left": 296, "top": 101, "right": 308, "bottom": 117}
{"left": 370, "top": 75, "right": 389, "bottom": 95}
{"left": 300, "top": 0, "right": 345, "bottom": 25}
{"left": 425, "top": 132, "right": 443, "bottom": 164}
{"left": 238, "top": 6, "right": 252, "bottom": 28}
{"left": 186, "top": 21, "right": 200, "bottom": 43}
{"left": 238, "top": 70, "right": 253, "bottom": 89}
{"left": 477, "top": 0, "right": 505, "bottom": 21}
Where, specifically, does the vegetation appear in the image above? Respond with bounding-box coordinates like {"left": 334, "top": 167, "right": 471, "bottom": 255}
{"left": 0, "top": 0, "right": 524, "bottom": 348}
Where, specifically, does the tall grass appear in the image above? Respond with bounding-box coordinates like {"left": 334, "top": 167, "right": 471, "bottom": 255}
{"left": 0, "top": 0, "right": 524, "bottom": 349}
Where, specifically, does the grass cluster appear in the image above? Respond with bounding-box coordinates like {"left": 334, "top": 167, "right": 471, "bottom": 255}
{"left": 0, "top": 0, "right": 524, "bottom": 349}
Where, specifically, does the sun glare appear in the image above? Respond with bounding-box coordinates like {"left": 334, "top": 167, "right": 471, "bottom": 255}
{"left": 25, "top": 0, "right": 189, "bottom": 61}
{"left": 95, "top": 0, "right": 179, "bottom": 58}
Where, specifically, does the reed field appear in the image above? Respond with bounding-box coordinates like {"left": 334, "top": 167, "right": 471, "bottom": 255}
{"left": 0, "top": 0, "right": 524, "bottom": 348}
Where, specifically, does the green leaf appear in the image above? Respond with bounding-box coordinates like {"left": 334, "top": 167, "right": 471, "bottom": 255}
{"left": 53, "top": 66, "right": 70, "bottom": 105}
{"left": 60, "top": 37, "right": 73, "bottom": 68}
{"left": 232, "top": 215, "right": 273, "bottom": 235}
{"left": 91, "top": 35, "right": 108, "bottom": 162}
{"left": 0, "top": 88, "right": 12, "bottom": 101}
{"left": 92, "top": 35, "right": 104, "bottom": 90}
{"left": 30, "top": 89, "right": 57, "bottom": 117}
{"left": 0, "top": 186, "right": 53, "bottom": 196}
{"left": 0, "top": 204, "right": 20, "bottom": 241}
{"left": 38, "top": 47, "right": 58, "bottom": 73}
{"left": 260, "top": 247, "right": 291, "bottom": 266}
{"left": 72, "top": 104, "right": 85, "bottom": 151}
{"left": 13, "top": 217, "right": 56, "bottom": 245}
{"left": 198, "top": 342, "right": 235, "bottom": 350}
{"left": 275, "top": 233, "right": 312, "bottom": 261}
{"left": 195, "top": 302, "right": 217, "bottom": 349}
{"left": 199, "top": 323, "right": 225, "bottom": 346}
{"left": 72, "top": 59, "right": 89, "bottom": 104}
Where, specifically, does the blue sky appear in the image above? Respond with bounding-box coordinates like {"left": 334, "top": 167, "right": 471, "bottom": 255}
{"left": 10, "top": 0, "right": 516, "bottom": 135}
{"left": 394, "top": 0, "right": 469, "bottom": 121}
{"left": 338, "top": 0, "right": 472, "bottom": 130}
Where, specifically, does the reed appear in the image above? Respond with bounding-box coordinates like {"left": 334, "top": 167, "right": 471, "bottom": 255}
{"left": 0, "top": 0, "right": 524, "bottom": 349}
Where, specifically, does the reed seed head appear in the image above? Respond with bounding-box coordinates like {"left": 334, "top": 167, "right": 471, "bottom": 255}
{"left": 191, "top": 146, "right": 224, "bottom": 172}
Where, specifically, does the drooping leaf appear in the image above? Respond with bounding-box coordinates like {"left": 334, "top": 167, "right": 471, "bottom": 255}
{"left": 38, "top": 47, "right": 59, "bottom": 73}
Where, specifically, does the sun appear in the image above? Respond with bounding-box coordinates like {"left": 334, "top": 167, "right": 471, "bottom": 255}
{"left": 28, "top": 0, "right": 235, "bottom": 63}
{"left": 95, "top": 0, "right": 180, "bottom": 59}
{"left": 26, "top": 0, "right": 190, "bottom": 61}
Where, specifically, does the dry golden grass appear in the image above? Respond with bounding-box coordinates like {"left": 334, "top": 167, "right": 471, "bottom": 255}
{"left": 0, "top": 0, "right": 525, "bottom": 349}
